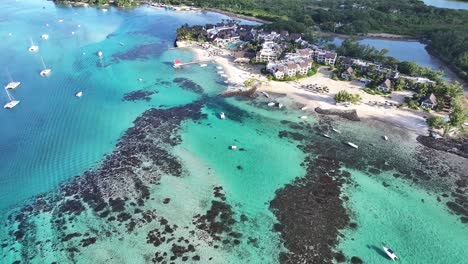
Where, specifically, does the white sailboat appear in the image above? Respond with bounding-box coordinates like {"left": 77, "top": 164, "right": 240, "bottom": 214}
{"left": 39, "top": 56, "right": 51, "bottom": 76}
{"left": 220, "top": 112, "right": 225, "bottom": 119}
{"left": 28, "top": 38, "right": 39, "bottom": 52}
{"left": 3, "top": 88, "right": 20, "bottom": 109}
{"left": 4, "top": 69, "right": 21, "bottom": 90}
{"left": 75, "top": 91, "right": 83, "bottom": 98}
{"left": 97, "top": 51, "right": 103, "bottom": 57}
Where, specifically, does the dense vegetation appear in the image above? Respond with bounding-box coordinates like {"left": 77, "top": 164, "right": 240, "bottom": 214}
{"left": 334, "top": 90, "right": 361, "bottom": 104}
{"left": 163, "top": 0, "right": 468, "bottom": 81}
{"left": 54, "top": 0, "right": 138, "bottom": 7}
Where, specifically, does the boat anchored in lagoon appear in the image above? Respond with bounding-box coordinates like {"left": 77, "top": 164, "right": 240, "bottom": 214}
{"left": 28, "top": 38, "right": 39, "bottom": 52}
{"left": 75, "top": 91, "right": 83, "bottom": 98}
{"left": 382, "top": 244, "right": 398, "bottom": 261}
{"left": 3, "top": 88, "right": 19, "bottom": 109}
{"left": 5, "top": 69, "right": 20, "bottom": 90}
{"left": 39, "top": 56, "right": 51, "bottom": 76}
{"left": 220, "top": 112, "right": 225, "bottom": 119}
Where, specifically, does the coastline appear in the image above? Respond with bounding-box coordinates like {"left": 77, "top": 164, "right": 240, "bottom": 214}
{"left": 179, "top": 40, "right": 430, "bottom": 136}
{"left": 202, "top": 7, "right": 271, "bottom": 24}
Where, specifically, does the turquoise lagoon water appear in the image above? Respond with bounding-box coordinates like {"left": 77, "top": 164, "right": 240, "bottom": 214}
{"left": 1, "top": 1, "right": 468, "bottom": 263}
{"left": 422, "top": 0, "right": 468, "bottom": 10}
{"left": 331, "top": 38, "right": 444, "bottom": 70}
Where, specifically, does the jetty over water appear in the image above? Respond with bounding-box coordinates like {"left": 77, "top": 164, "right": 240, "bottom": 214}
{"left": 173, "top": 59, "right": 214, "bottom": 68}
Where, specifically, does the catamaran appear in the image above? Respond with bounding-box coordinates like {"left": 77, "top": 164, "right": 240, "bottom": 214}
{"left": 39, "top": 56, "right": 51, "bottom": 76}
{"left": 382, "top": 244, "right": 398, "bottom": 261}
{"left": 5, "top": 69, "right": 21, "bottom": 90}
{"left": 28, "top": 38, "right": 39, "bottom": 52}
{"left": 3, "top": 88, "right": 20, "bottom": 109}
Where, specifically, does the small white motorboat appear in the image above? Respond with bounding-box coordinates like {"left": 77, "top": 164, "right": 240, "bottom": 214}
{"left": 220, "top": 112, "right": 225, "bottom": 119}
{"left": 45, "top": 23, "right": 49, "bottom": 27}
{"left": 28, "top": 38, "right": 39, "bottom": 52}
{"left": 383, "top": 135, "right": 389, "bottom": 141}
{"left": 77, "top": 24, "right": 81, "bottom": 28}
{"left": 224, "top": 80, "right": 229, "bottom": 84}
{"left": 300, "top": 116, "right": 307, "bottom": 119}
{"left": 119, "top": 42, "right": 125, "bottom": 46}
{"left": 382, "top": 245, "right": 398, "bottom": 261}
{"left": 229, "top": 145, "right": 237, "bottom": 150}
{"left": 75, "top": 91, "right": 83, "bottom": 98}
{"left": 217, "top": 71, "right": 225, "bottom": 74}
{"left": 332, "top": 127, "right": 341, "bottom": 134}
{"left": 71, "top": 31, "right": 75, "bottom": 35}
{"left": 58, "top": 19, "right": 64, "bottom": 23}
{"left": 102, "top": 8, "right": 108, "bottom": 12}
{"left": 267, "top": 102, "right": 275, "bottom": 107}
{"left": 138, "top": 78, "right": 143, "bottom": 82}
{"left": 97, "top": 51, "right": 103, "bottom": 57}
{"left": 301, "top": 106, "right": 308, "bottom": 111}
{"left": 262, "top": 91, "right": 270, "bottom": 98}
{"left": 220, "top": 74, "right": 228, "bottom": 78}
{"left": 8, "top": 33, "right": 12, "bottom": 36}
{"left": 276, "top": 103, "right": 283, "bottom": 109}
{"left": 216, "top": 66, "right": 223, "bottom": 70}
{"left": 200, "top": 63, "right": 207, "bottom": 67}
{"left": 322, "top": 134, "right": 331, "bottom": 139}
{"left": 41, "top": 34, "right": 49, "bottom": 40}
{"left": 346, "top": 142, "right": 358, "bottom": 149}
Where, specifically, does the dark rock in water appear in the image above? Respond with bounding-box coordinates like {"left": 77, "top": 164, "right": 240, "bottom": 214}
{"left": 163, "top": 198, "right": 171, "bottom": 204}
{"left": 278, "top": 131, "right": 306, "bottom": 141}
{"left": 192, "top": 255, "right": 200, "bottom": 261}
{"left": 59, "top": 200, "right": 85, "bottom": 216}
{"left": 349, "top": 222, "right": 358, "bottom": 229}
{"left": 109, "top": 198, "right": 126, "bottom": 213}
{"left": 270, "top": 154, "right": 349, "bottom": 263}
{"left": 122, "top": 90, "right": 156, "bottom": 102}
{"left": 351, "top": 256, "right": 363, "bottom": 264}
{"left": 417, "top": 135, "right": 468, "bottom": 159}
{"left": 113, "top": 43, "right": 164, "bottom": 61}
{"left": 62, "top": 232, "right": 82, "bottom": 242}
{"left": 334, "top": 251, "right": 346, "bottom": 262}
{"left": 173, "top": 78, "right": 204, "bottom": 94}
{"left": 80, "top": 237, "right": 97, "bottom": 247}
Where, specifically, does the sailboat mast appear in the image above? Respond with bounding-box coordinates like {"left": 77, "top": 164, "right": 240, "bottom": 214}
{"left": 40, "top": 56, "right": 46, "bottom": 69}
{"left": 5, "top": 88, "right": 14, "bottom": 102}
{"left": 6, "top": 68, "right": 12, "bottom": 82}
{"left": 30, "top": 37, "right": 34, "bottom": 46}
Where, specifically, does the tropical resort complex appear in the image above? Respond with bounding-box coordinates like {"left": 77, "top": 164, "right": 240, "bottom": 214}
{"left": 176, "top": 22, "right": 466, "bottom": 137}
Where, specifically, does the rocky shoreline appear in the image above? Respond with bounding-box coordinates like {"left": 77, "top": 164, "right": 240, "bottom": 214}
{"left": 417, "top": 135, "right": 468, "bottom": 159}
{"left": 315, "top": 107, "right": 361, "bottom": 121}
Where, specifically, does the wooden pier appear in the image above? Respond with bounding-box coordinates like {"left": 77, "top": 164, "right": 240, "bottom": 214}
{"left": 173, "top": 59, "right": 214, "bottom": 68}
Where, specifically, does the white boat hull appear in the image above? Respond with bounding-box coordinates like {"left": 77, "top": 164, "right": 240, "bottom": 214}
{"left": 383, "top": 246, "right": 398, "bottom": 261}
{"left": 4, "top": 100, "right": 19, "bottom": 109}
{"left": 40, "top": 69, "right": 51, "bottom": 76}
{"left": 5, "top": 82, "right": 21, "bottom": 90}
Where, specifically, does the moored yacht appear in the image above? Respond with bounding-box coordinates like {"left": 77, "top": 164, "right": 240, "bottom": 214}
{"left": 5, "top": 70, "right": 21, "bottom": 90}
{"left": 75, "top": 91, "right": 83, "bottom": 98}
{"left": 28, "top": 38, "right": 39, "bottom": 52}
{"left": 97, "top": 51, "right": 103, "bottom": 57}
{"left": 200, "top": 63, "right": 207, "bottom": 67}
{"left": 346, "top": 142, "right": 358, "bottom": 149}
{"left": 220, "top": 112, "right": 225, "bottom": 119}
{"left": 5, "top": 81, "right": 20, "bottom": 90}
{"left": 3, "top": 89, "right": 19, "bottom": 109}
{"left": 39, "top": 56, "right": 51, "bottom": 76}
{"left": 383, "top": 135, "right": 389, "bottom": 141}
{"left": 382, "top": 244, "right": 398, "bottom": 261}
{"left": 41, "top": 34, "right": 49, "bottom": 40}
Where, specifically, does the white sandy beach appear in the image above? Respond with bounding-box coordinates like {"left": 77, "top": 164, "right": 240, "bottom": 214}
{"left": 181, "top": 42, "right": 429, "bottom": 135}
